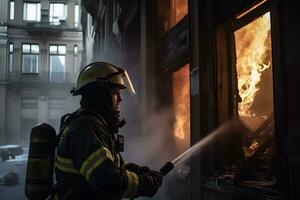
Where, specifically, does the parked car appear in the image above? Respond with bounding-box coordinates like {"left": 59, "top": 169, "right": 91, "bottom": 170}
{"left": 0, "top": 145, "right": 23, "bottom": 161}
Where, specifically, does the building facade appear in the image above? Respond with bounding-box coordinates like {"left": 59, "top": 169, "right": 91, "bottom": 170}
{"left": 0, "top": 0, "right": 82, "bottom": 146}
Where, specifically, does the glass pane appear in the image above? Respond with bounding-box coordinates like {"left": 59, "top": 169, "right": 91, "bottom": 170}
{"left": 10, "top": 1, "right": 14, "bottom": 20}
{"left": 9, "top": 44, "right": 13, "bottom": 52}
{"left": 64, "top": 4, "right": 68, "bottom": 19}
{"left": 49, "top": 4, "right": 53, "bottom": 18}
{"left": 50, "top": 55, "right": 65, "bottom": 82}
{"left": 50, "top": 45, "right": 57, "bottom": 54}
{"left": 32, "top": 55, "right": 38, "bottom": 72}
{"left": 31, "top": 45, "right": 39, "bottom": 53}
{"left": 9, "top": 54, "right": 13, "bottom": 72}
{"left": 22, "top": 44, "right": 30, "bottom": 53}
{"left": 26, "top": 3, "right": 37, "bottom": 21}
{"left": 37, "top": 3, "right": 41, "bottom": 21}
{"left": 23, "top": 55, "right": 31, "bottom": 72}
{"left": 22, "top": 55, "right": 38, "bottom": 73}
{"left": 75, "top": 4, "right": 79, "bottom": 27}
{"left": 50, "top": 55, "right": 65, "bottom": 72}
{"left": 54, "top": 4, "right": 64, "bottom": 17}
{"left": 49, "top": 3, "right": 66, "bottom": 20}
{"left": 74, "top": 45, "right": 78, "bottom": 55}
{"left": 58, "top": 45, "right": 66, "bottom": 54}
{"left": 23, "top": 3, "right": 27, "bottom": 20}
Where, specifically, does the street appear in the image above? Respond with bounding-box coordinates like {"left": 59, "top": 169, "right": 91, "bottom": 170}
{"left": 0, "top": 156, "right": 27, "bottom": 200}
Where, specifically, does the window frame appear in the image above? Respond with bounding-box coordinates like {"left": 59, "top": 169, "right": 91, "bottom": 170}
{"left": 23, "top": 2, "right": 41, "bottom": 22}
{"left": 49, "top": 44, "right": 67, "bottom": 82}
{"left": 21, "top": 43, "right": 39, "bottom": 74}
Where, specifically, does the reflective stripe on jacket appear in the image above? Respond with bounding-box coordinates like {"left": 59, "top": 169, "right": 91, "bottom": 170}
{"left": 55, "top": 110, "right": 139, "bottom": 199}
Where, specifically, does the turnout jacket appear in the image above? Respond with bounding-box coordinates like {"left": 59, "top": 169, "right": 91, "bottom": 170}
{"left": 55, "top": 110, "right": 139, "bottom": 200}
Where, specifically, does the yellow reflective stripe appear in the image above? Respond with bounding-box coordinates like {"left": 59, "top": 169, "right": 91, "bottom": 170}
{"left": 80, "top": 147, "right": 113, "bottom": 181}
{"left": 57, "top": 156, "right": 73, "bottom": 164}
{"left": 123, "top": 170, "right": 139, "bottom": 198}
{"left": 52, "top": 193, "right": 59, "bottom": 200}
{"left": 56, "top": 156, "right": 80, "bottom": 174}
{"left": 116, "top": 154, "right": 121, "bottom": 168}
{"left": 59, "top": 126, "right": 70, "bottom": 146}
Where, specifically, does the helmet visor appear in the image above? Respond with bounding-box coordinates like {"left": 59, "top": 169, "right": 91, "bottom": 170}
{"left": 123, "top": 70, "right": 136, "bottom": 95}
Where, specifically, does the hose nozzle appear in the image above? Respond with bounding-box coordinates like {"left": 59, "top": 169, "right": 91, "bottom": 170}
{"left": 160, "top": 161, "right": 174, "bottom": 176}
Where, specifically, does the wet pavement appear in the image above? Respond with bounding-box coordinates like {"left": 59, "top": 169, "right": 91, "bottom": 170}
{"left": 0, "top": 156, "right": 27, "bottom": 200}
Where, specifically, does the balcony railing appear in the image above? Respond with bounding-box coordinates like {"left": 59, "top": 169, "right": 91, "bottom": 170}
{"left": 26, "top": 20, "right": 66, "bottom": 35}
{"left": 7, "top": 71, "right": 76, "bottom": 84}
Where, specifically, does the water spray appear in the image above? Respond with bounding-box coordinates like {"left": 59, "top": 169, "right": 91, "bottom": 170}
{"left": 160, "top": 119, "right": 242, "bottom": 176}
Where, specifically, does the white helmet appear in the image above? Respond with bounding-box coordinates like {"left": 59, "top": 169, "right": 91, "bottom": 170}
{"left": 71, "top": 62, "right": 135, "bottom": 96}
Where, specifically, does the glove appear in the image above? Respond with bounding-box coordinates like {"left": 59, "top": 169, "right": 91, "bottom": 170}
{"left": 124, "top": 163, "right": 150, "bottom": 173}
{"left": 137, "top": 170, "right": 163, "bottom": 197}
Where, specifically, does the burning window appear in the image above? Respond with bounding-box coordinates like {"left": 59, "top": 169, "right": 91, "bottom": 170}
{"left": 165, "top": 0, "right": 188, "bottom": 31}
{"left": 172, "top": 64, "right": 190, "bottom": 152}
{"left": 233, "top": 11, "right": 276, "bottom": 184}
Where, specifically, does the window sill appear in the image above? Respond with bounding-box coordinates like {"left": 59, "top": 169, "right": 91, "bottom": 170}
{"left": 21, "top": 72, "right": 39, "bottom": 75}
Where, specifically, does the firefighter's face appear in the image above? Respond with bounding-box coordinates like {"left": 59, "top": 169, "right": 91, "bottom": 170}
{"left": 110, "top": 87, "right": 122, "bottom": 111}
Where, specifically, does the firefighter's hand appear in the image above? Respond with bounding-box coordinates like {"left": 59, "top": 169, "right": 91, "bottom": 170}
{"left": 124, "top": 163, "right": 150, "bottom": 173}
{"left": 137, "top": 170, "right": 163, "bottom": 197}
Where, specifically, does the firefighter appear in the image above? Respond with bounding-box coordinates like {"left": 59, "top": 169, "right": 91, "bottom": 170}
{"left": 54, "top": 62, "right": 162, "bottom": 200}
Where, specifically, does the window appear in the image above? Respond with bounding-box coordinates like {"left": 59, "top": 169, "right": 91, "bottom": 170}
{"left": 10, "top": 1, "right": 14, "bottom": 20}
{"left": 74, "top": 45, "right": 78, "bottom": 56}
{"left": 74, "top": 4, "right": 79, "bottom": 27}
{"left": 49, "top": 45, "right": 66, "bottom": 82}
{"left": 74, "top": 45, "right": 79, "bottom": 73}
{"left": 23, "top": 2, "right": 41, "bottom": 21}
{"left": 49, "top": 3, "right": 67, "bottom": 25}
{"left": 22, "top": 44, "right": 39, "bottom": 73}
{"left": 8, "top": 43, "right": 13, "bottom": 72}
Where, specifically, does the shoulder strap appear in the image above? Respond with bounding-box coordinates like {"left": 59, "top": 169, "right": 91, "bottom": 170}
{"left": 55, "top": 108, "right": 108, "bottom": 147}
{"left": 55, "top": 113, "right": 73, "bottom": 147}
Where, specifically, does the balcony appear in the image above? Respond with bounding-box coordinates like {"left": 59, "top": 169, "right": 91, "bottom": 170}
{"left": 26, "top": 20, "right": 66, "bottom": 36}
{"left": 7, "top": 71, "right": 76, "bottom": 85}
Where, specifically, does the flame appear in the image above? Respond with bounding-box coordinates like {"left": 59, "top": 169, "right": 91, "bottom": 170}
{"left": 168, "top": 0, "right": 188, "bottom": 30}
{"left": 174, "top": 0, "right": 188, "bottom": 22}
{"left": 234, "top": 12, "right": 272, "bottom": 116}
{"left": 172, "top": 64, "right": 190, "bottom": 139}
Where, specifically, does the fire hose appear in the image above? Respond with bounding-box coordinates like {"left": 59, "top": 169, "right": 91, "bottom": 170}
{"left": 159, "top": 119, "right": 243, "bottom": 176}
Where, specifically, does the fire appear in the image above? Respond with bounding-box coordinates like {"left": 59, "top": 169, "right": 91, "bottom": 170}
{"left": 172, "top": 64, "right": 190, "bottom": 139}
{"left": 168, "top": 0, "right": 188, "bottom": 30}
{"left": 174, "top": 0, "right": 188, "bottom": 22}
{"left": 234, "top": 12, "right": 272, "bottom": 117}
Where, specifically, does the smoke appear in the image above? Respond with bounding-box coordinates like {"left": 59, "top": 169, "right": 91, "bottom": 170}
{"left": 121, "top": 107, "right": 175, "bottom": 169}
{"left": 120, "top": 106, "right": 189, "bottom": 200}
